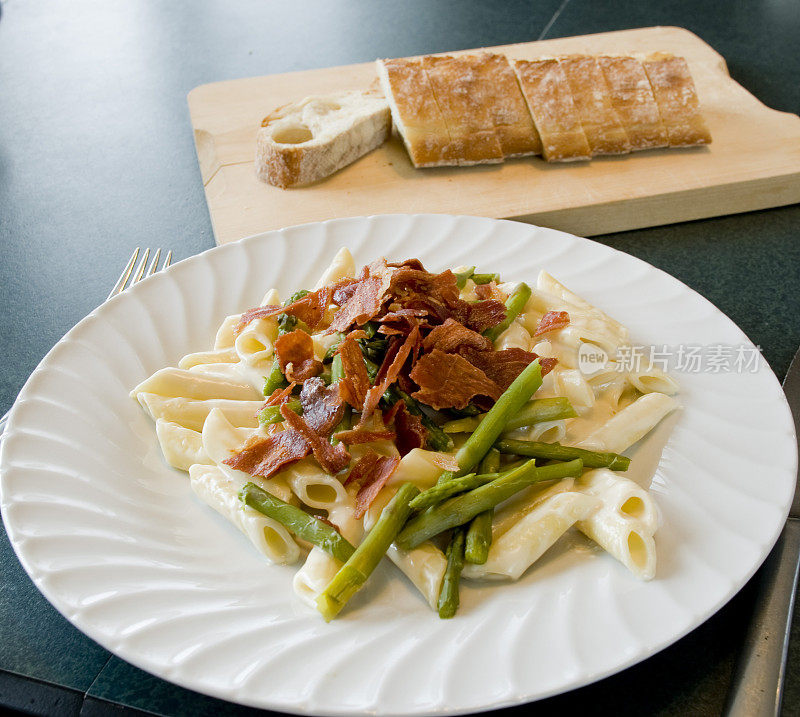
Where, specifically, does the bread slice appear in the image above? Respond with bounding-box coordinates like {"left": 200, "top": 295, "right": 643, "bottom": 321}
{"left": 453, "top": 53, "right": 542, "bottom": 157}
{"left": 641, "top": 53, "right": 711, "bottom": 147}
{"left": 255, "top": 90, "right": 391, "bottom": 188}
{"left": 597, "top": 55, "right": 668, "bottom": 150}
{"left": 558, "top": 55, "right": 631, "bottom": 155}
{"left": 513, "top": 59, "right": 591, "bottom": 162}
{"left": 376, "top": 58, "right": 455, "bottom": 168}
{"left": 421, "top": 55, "right": 504, "bottom": 166}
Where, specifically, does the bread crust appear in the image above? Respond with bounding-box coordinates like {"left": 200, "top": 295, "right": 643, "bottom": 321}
{"left": 513, "top": 59, "right": 591, "bottom": 162}
{"left": 597, "top": 55, "right": 668, "bottom": 150}
{"left": 255, "top": 91, "right": 390, "bottom": 188}
{"left": 558, "top": 55, "right": 631, "bottom": 155}
{"left": 641, "top": 53, "right": 711, "bottom": 147}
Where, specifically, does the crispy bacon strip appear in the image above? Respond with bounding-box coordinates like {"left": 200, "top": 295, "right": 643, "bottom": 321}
{"left": 331, "top": 277, "right": 359, "bottom": 306}
{"left": 387, "top": 258, "right": 427, "bottom": 271}
{"left": 337, "top": 333, "right": 371, "bottom": 409}
{"left": 360, "top": 325, "right": 420, "bottom": 422}
{"left": 329, "top": 260, "right": 394, "bottom": 332}
{"left": 333, "top": 428, "right": 396, "bottom": 445}
{"left": 280, "top": 403, "right": 350, "bottom": 474}
{"left": 534, "top": 310, "right": 570, "bottom": 336}
{"left": 391, "top": 401, "right": 428, "bottom": 456}
{"left": 460, "top": 347, "right": 557, "bottom": 392}
{"left": 299, "top": 377, "right": 345, "bottom": 435}
{"left": 223, "top": 430, "right": 310, "bottom": 479}
{"left": 422, "top": 318, "right": 492, "bottom": 354}
{"left": 234, "top": 286, "right": 333, "bottom": 335}
{"left": 475, "top": 281, "right": 507, "bottom": 302}
{"left": 377, "top": 308, "right": 428, "bottom": 336}
{"left": 388, "top": 268, "right": 460, "bottom": 307}
{"left": 274, "top": 330, "right": 323, "bottom": 384}
{"left": 263, "top": 382, "right": 296, "bottom": 407}
{"left": 344, "top": 452, "right": 401, "bottom": 519}
{"left": 453, "top": 299, "right": 507, "bottom": 333}
{"left": 409, "top": 349, "right": 501, "bottom": 410}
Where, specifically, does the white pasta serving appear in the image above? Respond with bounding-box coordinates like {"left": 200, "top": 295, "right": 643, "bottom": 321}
{"left": 131, "top": 248, "right": 679, "bottom": 621}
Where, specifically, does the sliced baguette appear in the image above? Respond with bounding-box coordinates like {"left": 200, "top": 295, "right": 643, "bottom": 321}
{"left": 422, "top": 55, "right": 504, "bottom": 166}
{"left": 255, "top": 90, "right": 391, "bottom": 188}
{"left": 597, "top": 55, "right": 669, "bottom": 151}
{"left": 513, "top": 58, "right": 592, "bottom": 162}
{"left": 641, "top": 53, "right": 711, "bottom": 147}
{"left": 376, "top": 58, "right": 455, "bottom": 168}
{"left": 558, "top": 55, "right": 631, "bottom": 155}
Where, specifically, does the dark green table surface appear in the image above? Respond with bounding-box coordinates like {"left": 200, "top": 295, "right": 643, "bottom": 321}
{"left": 1, "top": 1, "right": 798, "bottom": 715}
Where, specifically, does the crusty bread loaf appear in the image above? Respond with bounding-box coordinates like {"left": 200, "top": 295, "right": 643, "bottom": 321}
{"left": 255, "top": 90, "right": 391, "bottom": 188}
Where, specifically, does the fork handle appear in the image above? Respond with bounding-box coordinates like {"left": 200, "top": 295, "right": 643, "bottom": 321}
{"left": 725, "top": 517, "right": 800, "bottom": 717}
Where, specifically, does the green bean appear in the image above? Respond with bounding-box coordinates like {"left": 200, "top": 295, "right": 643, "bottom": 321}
{"left": 241, "top": 483, "right": 354, "bottom": 563}
{"left": 483, "top": 282, "right": 532, "bottom": 342}
{"left": 465, "top": 511, "right": 492, "bottom": 565}
{"left": 257, "top": 397, "right": 302, "bottom": 426}
{"left": 317, "top": 483, "right": 420, "bottom": 621}
{"left": 409, "top": 473, "right": 493, "bottom": 512}
{"left": 396, "top": 459, "right": 582, "bottom": 550}
{"left": 328, "top": 353, "right": 350, "bottom": 445}
{"left": 447, "top": 358, "right": 544, "bottom": 479}
{"left": 324, "top": 333, "right": 346, "bottom": 360}
{"left": 464, "top": 449, "right": 500, "bottom": 564}
{"left": 472, "top": 272, "right": 500, "bottom": 285}
{"left": 495, "top": 439, "right": 630, "bottom": 471}
{"left": 438, "top": 527, "right": 466, "bottom": 619}
{"left": 442, "top": 398, "right": 577, "bottom": 434}
{"left": 330, "top": 353, "right": 345, "bottom": 383}
{"left": 455, "top": 266, "right": 476, "bottom": 289}
{"left": 262, "top": 289, "right": 310, "bottom": 395}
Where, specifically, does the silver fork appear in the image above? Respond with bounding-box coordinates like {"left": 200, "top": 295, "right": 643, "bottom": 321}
{"left": 0, "top": 248, "right": 173, "bottom": 438}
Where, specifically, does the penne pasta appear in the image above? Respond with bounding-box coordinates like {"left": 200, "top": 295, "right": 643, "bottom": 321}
{"left": 136, "top": 393, "right": 263, "bottom": 431}
{"left": 576, "top": 392, "right": 679, "bottom": 453}
{"left": 132, "top": 367, "right": 261, "bottom": 402}
{"left": 178, "top": 347, "right": 240, "bottom": 369}
{"left": 575, "top": 469, "right": 659, "bottom": 579}
{"left": 189, "top": 463, "right": 301, "bottom": 565}
{"left": 214, "top": 314, "right": 242, "bottom": 350}
{"left": 314, "top": 247, "right": 356, "bottom": 289}
{"left": 627, "top": 365, "right": 680, "bottom": 396}
{"left": 155, "top": 418, "right": 213, "bottom": 471}
{"left": 462, "top": 492, "right": 599, "bottom": 581}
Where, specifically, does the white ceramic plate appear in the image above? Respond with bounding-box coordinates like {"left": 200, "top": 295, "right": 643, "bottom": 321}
{"left": 1, "top": 215, "right": 796, "bottom": 715}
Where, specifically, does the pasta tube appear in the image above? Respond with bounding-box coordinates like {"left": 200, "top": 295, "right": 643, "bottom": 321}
{"left": 189, "top": 464, "right": 301, "bottom": 565}
{"left": 462, "top": 491, "right": 599, "bottom": 581}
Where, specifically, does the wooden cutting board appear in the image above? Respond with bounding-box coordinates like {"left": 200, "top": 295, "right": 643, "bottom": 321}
{"left": 188, "top": 26, "right": 800, "bottom": 245}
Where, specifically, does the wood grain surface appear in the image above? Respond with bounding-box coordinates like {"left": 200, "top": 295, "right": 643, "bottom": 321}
{"left": 187, "top": 26, "right": 800, "bottom": 245}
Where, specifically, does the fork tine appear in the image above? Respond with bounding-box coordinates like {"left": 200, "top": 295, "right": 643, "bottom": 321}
{"left": 144, "top": 248, "right": 162, "bottom": 279}
{"left": 131, "top": 248, "right": 150, "bottom": 285}
{"left": 163, "top": 250, "right": 172, "bottom": 270}
{"left": 107, "top": 248, "right": 140, "bottom": 300}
